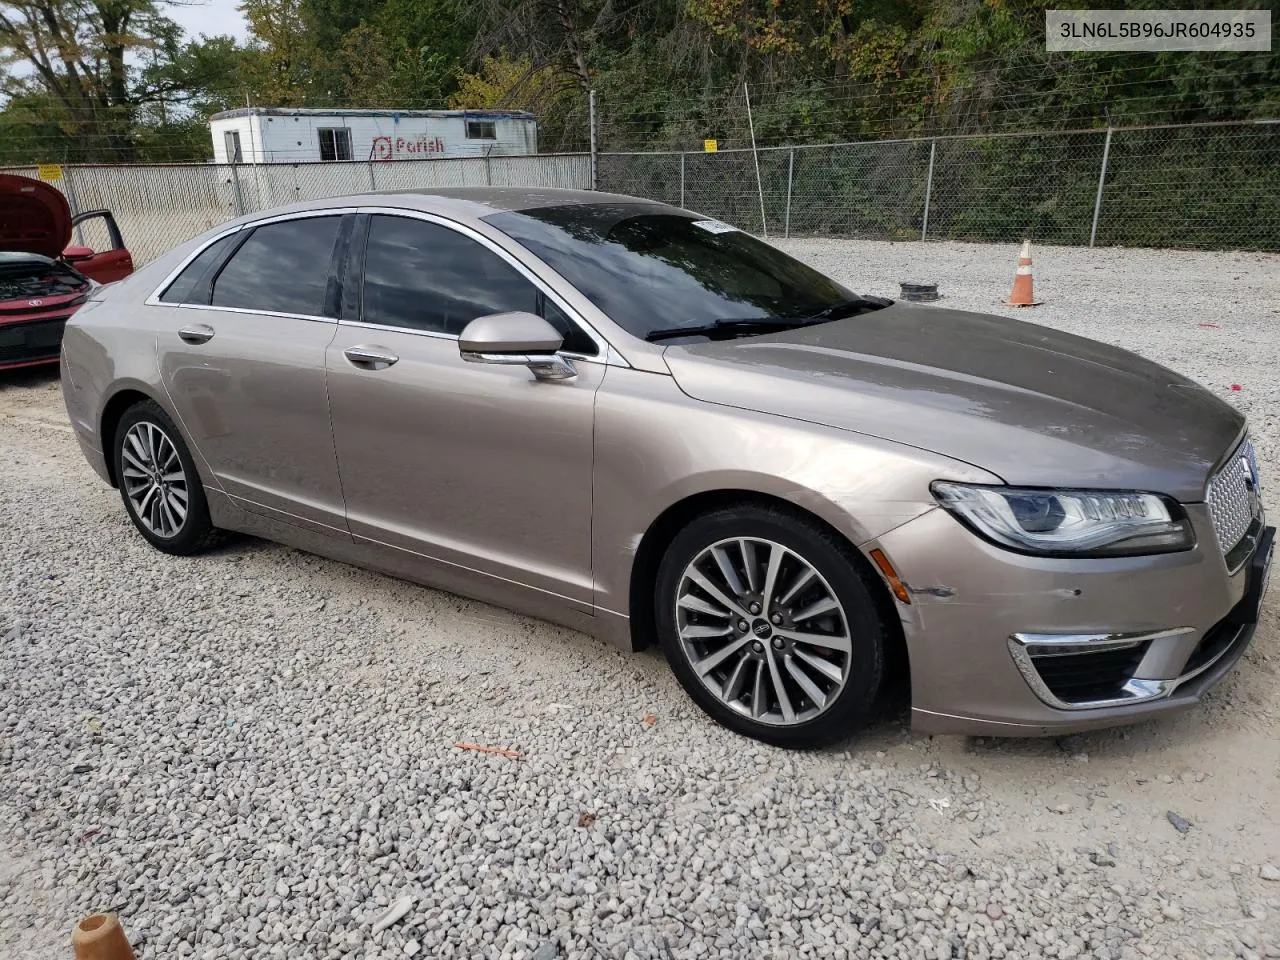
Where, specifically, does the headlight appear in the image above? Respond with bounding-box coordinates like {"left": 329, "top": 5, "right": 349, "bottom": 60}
{"left": 930, "top": 482, "right": 1194, "bottom": 557}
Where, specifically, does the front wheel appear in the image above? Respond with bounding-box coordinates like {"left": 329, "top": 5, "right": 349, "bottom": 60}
{"left": 114, "top": 400, "right": 222, "bottom": 555}
{"left": 655, "top": 505, "right": 887, "bottom": 747}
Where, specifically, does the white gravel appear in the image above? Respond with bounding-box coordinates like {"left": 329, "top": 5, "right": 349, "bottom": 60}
{"left": 2, "top": 239, "right": 1279, "bottom": 960}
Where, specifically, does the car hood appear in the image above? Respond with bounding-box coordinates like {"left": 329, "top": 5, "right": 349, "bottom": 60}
{"left": 662, "top": 303, "right": 1244, "bottom": 502}
{"left": 0, "top": 173, "right": 72, "bottom": 259}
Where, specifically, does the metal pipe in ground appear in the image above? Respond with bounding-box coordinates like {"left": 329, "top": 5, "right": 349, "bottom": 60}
{"left": 588, "top": 90, "right": 598, "bottom": 191}
{"left": 1089, "top": 127, "right": 1113, "bottom": 247}
{"left": 743, "top": 82, "right": 767, "bottom": 237}
{"left": 921, "top": 139, "right": 936, "bottom": 241}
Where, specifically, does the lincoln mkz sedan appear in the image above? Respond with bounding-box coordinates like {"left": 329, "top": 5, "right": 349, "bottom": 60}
{"left": 61, "top": 188, "right": 1272, "bottom": 746}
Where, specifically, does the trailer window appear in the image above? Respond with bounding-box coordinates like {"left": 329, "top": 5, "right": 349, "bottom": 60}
{"left": 318, "top": 128, "right": 353, "bottom": 161}
{"left": 465, "top": 120, "right": 497, "bottom": 140}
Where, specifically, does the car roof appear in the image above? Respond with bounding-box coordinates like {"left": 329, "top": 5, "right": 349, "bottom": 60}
{"left": 225, "top": 187, "right": 672, "bottom": 230}
{"left": 368, "top": 186, "right": 658, "bottom": 213}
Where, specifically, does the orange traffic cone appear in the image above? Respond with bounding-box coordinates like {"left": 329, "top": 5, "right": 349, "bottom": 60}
{"left": 1003, "top": 239, "right": 1043, "bottom": 307}
{"left": 71, "top": 913, "right": 135, "bottom": 960}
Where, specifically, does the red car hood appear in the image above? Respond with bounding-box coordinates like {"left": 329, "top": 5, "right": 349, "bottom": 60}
{"left": 0, "top": 173, "right": 72, "bottom": 259}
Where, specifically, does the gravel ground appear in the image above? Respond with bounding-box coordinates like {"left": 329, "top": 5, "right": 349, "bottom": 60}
{"left": 2, "top": 238, "right": 1279, "bottom": 960}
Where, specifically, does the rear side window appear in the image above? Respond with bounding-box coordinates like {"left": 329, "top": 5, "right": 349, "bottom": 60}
{"left": 360, "top": 214, "right": 596, "bottom": 353}
{"left": 159, "top": 233, "right": 238, "bottom": 304}
{"left": 211, "top": 217, "right": 342, "bottom": 316}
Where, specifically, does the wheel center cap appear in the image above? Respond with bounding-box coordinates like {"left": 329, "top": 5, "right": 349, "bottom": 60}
{"left": 751, "top": 619, "right": 772, "bottom": 639}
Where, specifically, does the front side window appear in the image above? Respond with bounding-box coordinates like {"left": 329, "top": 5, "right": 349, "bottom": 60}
{"left": 359, "top": 215, "right": 595, "bottom": 353}
{"left": 211, "top": 217, "right": 341, "bottom": 316}
{"left": 160, "top": 233, "right": 239, "bottom": 304}
{"left": 318, "top": 128, "right": 353, "bottom": 161}
{"left": 465, "top": 120, "right": 496, "bottom": 140}
{"left": 484, "top": 204, "right": 856, "bottom": 340}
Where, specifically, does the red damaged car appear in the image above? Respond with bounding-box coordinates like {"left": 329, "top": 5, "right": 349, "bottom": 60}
{"left": 1, "top": 173, "right": 133, "bottom": 371}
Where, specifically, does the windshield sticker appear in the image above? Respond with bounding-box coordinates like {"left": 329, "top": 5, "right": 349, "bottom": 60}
{"left": 691, "top": 219, "right": 739, "bottom": 234}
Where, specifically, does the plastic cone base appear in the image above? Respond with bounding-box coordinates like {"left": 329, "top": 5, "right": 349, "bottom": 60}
{"left": 71, "top": 914, "right": 136, "bottom": 960}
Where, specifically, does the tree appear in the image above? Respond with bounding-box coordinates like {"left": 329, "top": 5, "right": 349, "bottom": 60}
{"left": 238, "top": 0, "right": 321, "bottom": 105}
{"left": 0, "top": 0, "right": 186, "bottom": 157}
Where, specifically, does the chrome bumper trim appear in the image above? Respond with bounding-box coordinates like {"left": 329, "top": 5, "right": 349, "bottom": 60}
{"left": 1008, "top": 628, "right": 1200, "bottom": 711}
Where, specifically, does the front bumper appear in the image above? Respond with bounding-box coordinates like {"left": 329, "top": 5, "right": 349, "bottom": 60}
{"left": 0, "top": 316, "right": 69, "bottom": 370}
{"left": 872, "top": 505, "right": 1272, "bottom": 737}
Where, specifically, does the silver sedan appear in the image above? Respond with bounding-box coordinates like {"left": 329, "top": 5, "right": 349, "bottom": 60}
{"left": 60, "top": 188, "right": 1273, "bottom": 746}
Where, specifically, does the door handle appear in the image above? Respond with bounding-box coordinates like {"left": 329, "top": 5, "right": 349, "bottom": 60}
{"left": 178, "top": 324, "right": 215, "bottom": 345}
{"left": 344, "top": 345, "right": 399, "bottom": 369}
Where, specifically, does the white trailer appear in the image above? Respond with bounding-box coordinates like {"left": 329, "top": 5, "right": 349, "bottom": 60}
{"left": 209, "top": 108, "right": 538, "bottom": 164}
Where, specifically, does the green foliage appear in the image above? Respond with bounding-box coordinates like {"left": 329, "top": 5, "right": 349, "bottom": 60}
{"left": 0, "top": 91, "right": 71, "bottom": 164}
{"left": 1, "top": 0, "right": 1275, "bottom": 215}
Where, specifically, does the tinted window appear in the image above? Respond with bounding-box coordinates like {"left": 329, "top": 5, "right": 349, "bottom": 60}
{"left": 212, "top": 217, "right": 341, "bottom": 316}
{"left": 360, "top": 215, "right": 595, "bottom": 353}
{"left": 160, "top": 233, "right": 238, "bottom": 304}
{"left": 484, "top": 204, "right": 855, "bottom": 340}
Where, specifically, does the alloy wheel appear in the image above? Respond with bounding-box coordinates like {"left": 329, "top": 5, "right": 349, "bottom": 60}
{"left": 674, "top": 537, "right": 852, "bottom": 726}
{"left": 120, "top": 421, "right": 189, "bottom": 539}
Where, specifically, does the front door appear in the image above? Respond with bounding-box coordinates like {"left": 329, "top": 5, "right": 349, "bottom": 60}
{"left": 158, "top": 213, "right": 350, "bottom": 535}
{"left": 68, "top": 211, "right": 134, "bottom": 283}
{"left": 325, "top": 212, "right": 604, "bottom": 606}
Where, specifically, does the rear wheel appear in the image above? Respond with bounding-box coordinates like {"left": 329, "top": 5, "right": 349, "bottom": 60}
{"left": 114, "top": 400, "right": 221, "bottom": 555}
{"left": 656, "top": 505, "right": 887, "bottom": 747}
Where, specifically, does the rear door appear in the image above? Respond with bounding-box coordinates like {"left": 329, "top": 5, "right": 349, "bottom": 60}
{"left": 156, "top": 212, "right": 353, "bottom": 536}
{"left": 68, "top": 211, "right": 134, "bottom": 283}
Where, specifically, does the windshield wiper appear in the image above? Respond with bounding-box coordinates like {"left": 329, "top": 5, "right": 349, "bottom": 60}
{"left": 645, "top": 318, "right": 811, "bottom": 342}
{"left": 802, "top": 294, "right": 893, "bottom": 321}
{"left": 644, "top": 295, "right": 894, "bottom": 343}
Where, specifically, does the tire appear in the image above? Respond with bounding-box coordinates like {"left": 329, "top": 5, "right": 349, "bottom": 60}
{"left": 113, "top": 399, "right": 222, "bottom": 556}
{"left": 655, "top": 504, "right": 887, "bottom": 748}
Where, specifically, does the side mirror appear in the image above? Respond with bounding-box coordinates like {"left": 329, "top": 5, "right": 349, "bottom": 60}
{"left": 458, "top": 311, "right": 576, "bottom": 381}
{"left": 63, "top": 246, "right": 95, "bottom": 262}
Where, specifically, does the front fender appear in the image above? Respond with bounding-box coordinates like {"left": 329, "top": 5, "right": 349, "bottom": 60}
{"left": 590, "top": 368, "right": 999, "bottom": 621}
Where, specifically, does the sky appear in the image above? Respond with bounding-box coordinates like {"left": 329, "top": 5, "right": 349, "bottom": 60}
{"left": 168, "top": 0, "right": 251, "bottom": 43}
{"left": 2, "top": 0, "right": 251, "bottom": 85}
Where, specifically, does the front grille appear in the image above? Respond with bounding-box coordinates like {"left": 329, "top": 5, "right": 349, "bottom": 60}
{"left": 1030, "top": 642, "right": 1150, "bottom": 704}
{"left": 0, "top": 317, "right": 69, "bottom": 364}
{"left": 1207, "top": 439, "right": 1260, "bottom": 555}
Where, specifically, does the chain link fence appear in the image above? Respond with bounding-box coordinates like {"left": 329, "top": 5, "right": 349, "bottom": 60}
{"left": 5, "top": 121, "right": 1276, "bottom": 263}
{"left": 600, "top": 121, "right": 1280, "bottom": 251}
{"left": 2, "top": 155, "right": 592, "bottom": 266}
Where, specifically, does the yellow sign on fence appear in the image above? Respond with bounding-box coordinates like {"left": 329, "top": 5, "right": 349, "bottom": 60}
{"left": 703, "top": 139, "right": 718, "bottom": 153}
{"left": 37, "top": 164, "right": 63, "bottom": 182}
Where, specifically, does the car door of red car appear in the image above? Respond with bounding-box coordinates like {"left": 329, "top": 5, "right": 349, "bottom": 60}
{"left": 66, "top": 210, "right": 133, "bottom": 283}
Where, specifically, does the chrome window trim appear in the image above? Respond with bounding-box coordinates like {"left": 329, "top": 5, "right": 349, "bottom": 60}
{"left": 174, "top": 302, "right": 337, "bottom": 325}
{"left": 351, "top": 206, "right": 628, "bottom": 368}
{"left": 144, "top": 208, "right": 358, "bottom": 308}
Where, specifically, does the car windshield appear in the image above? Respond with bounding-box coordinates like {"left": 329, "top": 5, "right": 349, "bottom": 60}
{"left": 483, "top": 203, "right": 857, "bottom": 340}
